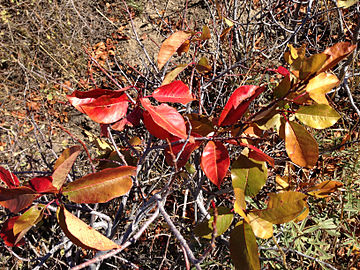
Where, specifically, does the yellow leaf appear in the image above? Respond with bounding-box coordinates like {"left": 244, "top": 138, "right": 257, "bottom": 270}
{"left": 306, "top": 73, "right": 340, "bottom": 105}
{"left": 295, "top": 104, "right": 341, "bottom": 129}
{"left": 248, "top": 213, "right": 273, "bottom": 239}
{"left": 337, "top": 0, "right": 359, "bottom": 8}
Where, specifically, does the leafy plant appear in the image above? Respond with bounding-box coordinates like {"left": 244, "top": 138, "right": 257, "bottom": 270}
{"left": 0, "top": 24, "right": 356, "bottom": 269}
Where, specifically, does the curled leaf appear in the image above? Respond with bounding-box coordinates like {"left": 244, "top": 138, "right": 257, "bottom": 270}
{"left": 307, "top": 180, "right": 343, "bottom": 198}
{"left": 67, "top": 89, "right": 128, "bottom": 124}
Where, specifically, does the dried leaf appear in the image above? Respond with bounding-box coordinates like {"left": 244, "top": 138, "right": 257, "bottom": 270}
{"left": 307, "top": 180, "right": 343, "bottom": 198}
{"left": 162, "top": 64, "right": 188, "bottom": 86}
{"left": 320, "top": 42, "right": 356, "bottom": 72}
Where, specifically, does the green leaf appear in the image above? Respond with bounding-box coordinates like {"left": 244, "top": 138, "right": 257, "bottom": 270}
{"left": 295, "top": 104, "right": 341, "bottom": 129}
{"left": 231, "top": 155, "right": 267, "bottom": 197}
{"left": 230, "top": 221, "right": 260, "bottom": 270}
{"left": 63, "top": 166, "right": 135, "bottom": 204}
{"left": 252, "top": 191, "right": 307, "bottom": 224}
{"left": 273, "top": 75, "right": 291, "bottom": 98}
{"left": 193, "top": 207, "right": 233, "bottom": 239}
{"left": 13, "top": 204, "right": 45, "bottom": 236}
{"left": 285, "top": 121, "right": 319, "bottom": 168}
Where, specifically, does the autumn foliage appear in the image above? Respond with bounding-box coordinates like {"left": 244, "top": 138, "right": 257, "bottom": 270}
{"left": 0, "top": 19, "right": 357, "bottom": 270}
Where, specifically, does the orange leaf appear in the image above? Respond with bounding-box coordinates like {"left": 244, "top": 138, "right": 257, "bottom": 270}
{"left": 57, "top": 205, "right": 119, "bottom": 251}
{"left": 307, "top": 180, "right": 343, "bottom": 198}
{"left": 63, "top": 166, "right": 135, "bottom": 204}
{"left": 319, "top": 42, "right": 356, "bottom": 73}
{"left": 158, "top": 31, "right": 192, "bottom": 70}
{"left": 52, "top": 145, "right": 82, "bottom": 190}
{"left": 285, "top": 121, "right": 318, "bottom": 168}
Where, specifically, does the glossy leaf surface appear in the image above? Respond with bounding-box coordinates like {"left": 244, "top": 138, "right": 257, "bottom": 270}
{"left": 28, "top": 176, "right": 57, "bottom": 193}
{"left": 0, "top": 186, "right": 38, "bottom": 213}
{"left": 285, "top": 121, "right": 318, "bottom": 168}
{"left": 218, "top": 85, "right": 265, "bottom": 126}
{"left": 141, "top": 98, "right": 187, "bottom": 140}
{"left": 158, "top": 31, "right": 192, "bottom": 70}
{"left": 52, "top": 145, "right": 82, "bottom": 190}
{"left": 201, "top": 141, "right": 230, "bottom": 188}
{"left": 152, "top": 80, "right": 195, "bottom": 105}
{"left": 0, "top": 167, "right": 19, "bottom": 188}
{"left": 306, "top": 73, "right": 339, "bottom": 105}
{"left": 57, "top": 205, "right": 119, "bottom": 250}
{"left": 248, "top": 212, "right": 273, "bottom": 239}
{"left": 63, "top": 166, "right": 135, "bottom": 204}
{"left": 295, "top": 104, "right": 341, "bottom": 129}
{"left": 194, "top": 207, "right": 233, "bottom": 239}
{"left": 67, "top": 89, "right": 128, "bottom": 124}
{"left": 254, "top": 191, "right": 307, "bottom": 224}
{"left": 230, "top": 221, "right": 260, "bottom": 270}
{"left": 231, "top": 155, "right": 267, "bottom": 197}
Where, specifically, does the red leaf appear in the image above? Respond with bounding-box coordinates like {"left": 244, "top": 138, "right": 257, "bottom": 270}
{"left": 267, "top": 66, "right": 290, "bottom": 77}
{"left": 0, "top": 216, "right": 26, "bottom": 247}
{"left": 201, "top": 141, "right": 230, "bottom": 188}
{"left": 0, "top": 187, "right": 38, "bottom": 213}
{"left": 112, "top": 106, "right": 143, "bottom": 131}
{"left": 0, "top": 167, "right": 19, "bottom": 188}
{"left": 218, "top": 85, "right": 265, "bottom": 126}
{"left": 28, "top": 176, "right": 57, "bottom": 194}
{"left": 141, "top": 98, "right": 187, "bottom": 140}
{"left": 67, "top": 89, "right": 129, "bottom": 124}
{"left": 143, "top": 111, "right": 172, "bottom": 139}
{"left": 244, "top": 144, "right": 274, "bottom": 167}
{"left": 165, "top": 133, "right": 202, "bottom": 168}
{"left": 152, "top": 81, "right": 195, "bottom": 105}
